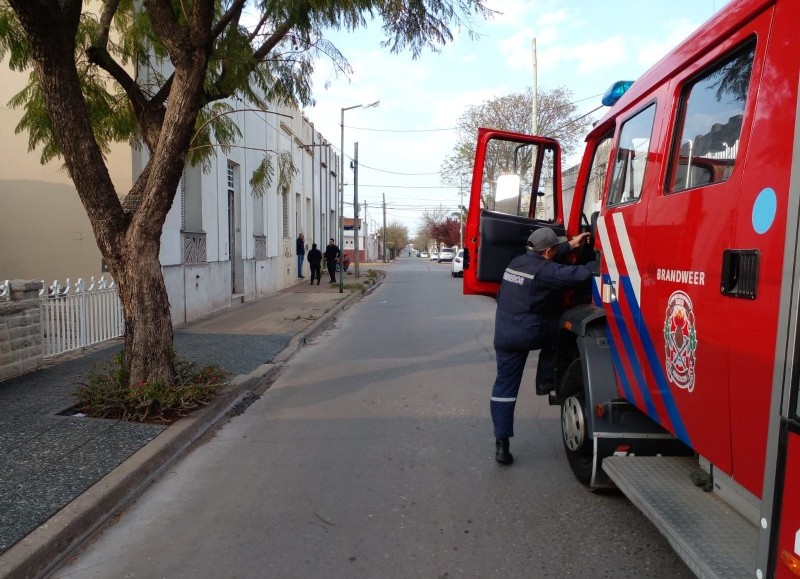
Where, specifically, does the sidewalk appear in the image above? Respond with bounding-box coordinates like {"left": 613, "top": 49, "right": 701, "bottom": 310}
{"left": 0, "top": 271, "right": 383, "bottom": 579}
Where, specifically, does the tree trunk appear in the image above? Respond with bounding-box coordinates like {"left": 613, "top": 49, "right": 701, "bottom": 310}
{"left": 8, "top": 1, "right": 211, "bottom": 389}
{"left": 116, "top": 232, "right": 175, "bottom": 387}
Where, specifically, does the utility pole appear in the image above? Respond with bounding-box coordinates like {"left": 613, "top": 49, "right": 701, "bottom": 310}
{"left": 532, "top": 38, "right": 538, "bottom": 135}
{"left": 364, "top": 201, "right": 368, "bottom": 262}
{"left": 354, "top": 141, "right": 360, "bottom": 278}
{"left": 311, "top": 130, "right": 316, "bottom": 246}
{"left": 382, "top": 193, "right": 387, "bottom": 263}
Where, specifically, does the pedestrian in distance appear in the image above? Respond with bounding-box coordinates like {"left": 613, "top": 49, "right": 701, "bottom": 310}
{"left": 491, "top": 228, "right": 593, "bottom": 465}
{"left": 296, "top": 233, "right": 306, "bottom": 278}
{"left": 324, "top": 238, "right": 341, "bottom": 283}
{"left": 307, "top": 242, "right": 323, "bottom": 285}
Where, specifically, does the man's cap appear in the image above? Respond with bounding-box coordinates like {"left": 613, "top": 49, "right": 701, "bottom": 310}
{"left": 527, "top": 228, "right": 567, "bottom": 251}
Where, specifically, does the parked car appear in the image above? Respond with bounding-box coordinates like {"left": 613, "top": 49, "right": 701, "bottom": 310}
{"left": 420, "top": 251, "right": 429, "bottom": 258}
{"left": 451, "top": 249, "right": 464, "bottom": 277}
{"left": 438, "top": 248, "right": 455, "bottom": 263}
{"left": 429, "top": 251, "right": 439, "bottom": 261}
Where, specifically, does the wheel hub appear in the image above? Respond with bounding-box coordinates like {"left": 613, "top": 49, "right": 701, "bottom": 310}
{"left": 562, "top": 395, "right": 586, "bottom": 452}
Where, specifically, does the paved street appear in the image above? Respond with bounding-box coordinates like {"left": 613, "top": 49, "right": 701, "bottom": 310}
{"left": 52, "top": 257, "right": 694, "bottom": 578}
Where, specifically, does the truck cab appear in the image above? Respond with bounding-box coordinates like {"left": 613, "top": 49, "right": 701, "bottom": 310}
{"left": 463, "top": 1, "right": 800, "bottom": 576}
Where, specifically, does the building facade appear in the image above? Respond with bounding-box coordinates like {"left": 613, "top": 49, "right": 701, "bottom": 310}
{"left": 0, "top": 62, "right": 339, "bottom": 325}
{"left": 149, "top": 105, "right": 339, "bottom": 324}
{"left": 342, "top": 216, "right": 380, "bottom": 264}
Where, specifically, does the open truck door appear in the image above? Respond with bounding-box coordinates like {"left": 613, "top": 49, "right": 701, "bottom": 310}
{"left": 463, "top": 128, "right": 569, "bottom": 298}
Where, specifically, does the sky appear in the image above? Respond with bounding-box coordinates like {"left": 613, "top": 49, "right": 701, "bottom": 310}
{"left": 303, "top": 0, "right": 733, "bottom": 237}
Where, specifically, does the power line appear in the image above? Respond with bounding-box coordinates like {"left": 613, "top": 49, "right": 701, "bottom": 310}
{"left": 357, "top": 162, "right": 441, "bottom": 176}
{"left": 554, "top": 104, "right": 605, "bottom": 132}
{"left": 337, "top": 91, "right": 608, "bottom": 182}
{"left": 357, "top": 184, "right": 458, "bottom": 189}
{"left": 344, "top": 125, "right": 456, "bottom": 133}
{"left": 572, "top": 92, "right": 604, "bottom": 104}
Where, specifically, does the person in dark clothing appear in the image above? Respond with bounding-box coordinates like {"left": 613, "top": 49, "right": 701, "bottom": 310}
{"left": 307, "top": 243, "right": 323, "bottom": 285}
{"left": 296, "top": 233, "right": 306, "bottom": 278}
{"left": 491, "top": 228, "right": 592, "bottom": 465}
{"left": 324, "top": 238, "right": 341, "bottom": 283}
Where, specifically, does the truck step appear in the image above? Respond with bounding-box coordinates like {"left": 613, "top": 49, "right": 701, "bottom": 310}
{"left": 603, "top": 455, "right": 757, "bottom": 579}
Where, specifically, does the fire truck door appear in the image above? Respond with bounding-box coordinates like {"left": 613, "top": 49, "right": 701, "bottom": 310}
{"left": 595, "top": 94, "right": 724, "bottom": 463}
{"left": 463, "top": 128, "right": 563, "bottom": 298}
{"left": 641, "top": 31, "right": 766, "bottom": 479}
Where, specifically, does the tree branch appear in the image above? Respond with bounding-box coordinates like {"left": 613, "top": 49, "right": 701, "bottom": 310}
{"left": 96, "top": 0, "right": 121, "bottom": 48}
{"left": 143, "top": 0, "right": 187, "bottom": 58}
{"left": 253, "top": 20, "right": 294, "bottom": 62}
{"left": 212, "top": 0, "right": 247, "bottom": 39}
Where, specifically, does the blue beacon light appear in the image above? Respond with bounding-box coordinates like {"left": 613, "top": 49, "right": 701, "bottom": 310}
{"left": 602, "top": 80, "right": 634, "bottom": 107}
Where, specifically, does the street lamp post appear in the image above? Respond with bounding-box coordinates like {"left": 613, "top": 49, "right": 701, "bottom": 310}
{"left": 339, "top": 100, "right": 379, "bottom": 293}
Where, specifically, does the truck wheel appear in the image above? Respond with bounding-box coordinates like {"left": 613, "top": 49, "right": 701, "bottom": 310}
{"left": 561, "top": 359, "right": 593, "bottom": 485}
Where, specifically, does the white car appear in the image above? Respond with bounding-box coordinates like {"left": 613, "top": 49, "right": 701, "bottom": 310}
{"left": 438, "top": 248, "right": 455, "bottom": 263}
{"left": 429, "top": 251, "right": 439, "bottom": 261}
{"left": 420, "top": 251, "right": 429, "bottom": 258}
{"left": 451, "top": 249, "right": 464, "bottom": 277}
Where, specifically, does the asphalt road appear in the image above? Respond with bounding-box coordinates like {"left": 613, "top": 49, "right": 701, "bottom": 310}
{"left": 52, "top": 256, "right": 694, "bottom": 579}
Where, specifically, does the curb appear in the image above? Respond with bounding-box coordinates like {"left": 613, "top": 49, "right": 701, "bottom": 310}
{"left": 0, "top": 279, "right": 379, "bottom": 579}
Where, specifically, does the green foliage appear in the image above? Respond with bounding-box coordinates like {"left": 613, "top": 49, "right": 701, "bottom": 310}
{"left": 0, "top": 7, "right": 30, "bottom": 71}
{"left": 75, "top": 352, "right": 228, "bottom": 424}
{"left": 1, "top": 1, "right": 492, "bottom": 171}
{"left": 360, "top": 269, "right": 380, "bottom": 287}
{"left": 1, "top": 6, "right": 139, "bottom": 165}
{"left": 277, "top": 150, "right": 296, "bottom": 193}
{"left": 188, "top": 101, "right": 242, "bottom": 170}
{"left": 342, "top": 282, "right": 367, "bottom": 292}
{"left": 249, "top": 155, "right": 274, "bottom": 198}
{"left": 248, "top": 149, "right": 297, "bottom": 198}
{"left": 1, "top": 0, "right": 491, "bottom": 388}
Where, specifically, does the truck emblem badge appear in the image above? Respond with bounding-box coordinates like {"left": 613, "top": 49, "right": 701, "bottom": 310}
{"left": 663, "top": 290, "right": 697, "bottom": 392}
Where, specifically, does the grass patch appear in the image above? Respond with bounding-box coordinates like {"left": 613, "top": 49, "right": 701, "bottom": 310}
{"left": 74, "top": 352, "right": 228, "bottom": 424}
{"left": 342, "top": 282, "right": 367, "bottom": 292}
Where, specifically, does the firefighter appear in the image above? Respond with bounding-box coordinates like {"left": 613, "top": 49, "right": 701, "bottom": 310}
{"left": 491, "top": 228, "right": 592, "bottom": 465}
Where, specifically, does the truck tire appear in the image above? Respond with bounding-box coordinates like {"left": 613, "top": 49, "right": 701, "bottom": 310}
{"left": 561, "top": 358, "right": 593, "bottom": 484}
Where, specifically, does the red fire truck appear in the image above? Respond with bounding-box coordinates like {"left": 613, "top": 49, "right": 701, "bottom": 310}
{"left": 463, "top": 0, "right": 800, "bottom": 577}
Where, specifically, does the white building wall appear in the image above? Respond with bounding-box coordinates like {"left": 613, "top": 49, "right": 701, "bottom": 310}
{"left": 141, "top": 96, "right": 337, "bottom": 325}
{"left": 1, "top": 47, "right": 337, "bottom": 327}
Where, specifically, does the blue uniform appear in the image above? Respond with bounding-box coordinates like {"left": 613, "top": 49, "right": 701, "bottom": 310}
{"left": 491, "top": 249, "right": 592, "bottom": 438}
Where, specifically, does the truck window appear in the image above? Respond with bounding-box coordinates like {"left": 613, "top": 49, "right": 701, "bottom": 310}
{"left": 607, "top": 104, "right": 656, "bottom": 206}
{"left": 480, "top": 137, "right": 557, "bottom": 221}
{"left": 582, "top": 135, "right": 613, "bottom": 220}
{"left": 668, "top": 40, "right": 755, "bottom": 193}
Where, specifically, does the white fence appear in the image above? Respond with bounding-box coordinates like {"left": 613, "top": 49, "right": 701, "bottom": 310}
{"left": 39, "top": 277, "right": 124, "bottom": 357}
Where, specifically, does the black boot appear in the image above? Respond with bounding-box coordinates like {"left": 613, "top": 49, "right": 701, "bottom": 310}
{"left": 495, "top": 437, "right": 513, "bottom": 465}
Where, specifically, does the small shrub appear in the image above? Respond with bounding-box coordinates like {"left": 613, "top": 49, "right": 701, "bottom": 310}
{"left": 342, "top": 282, "right": 366, "bottom": 292}
{"left": 75, "top": 352, "right": 228, "bottom": 424}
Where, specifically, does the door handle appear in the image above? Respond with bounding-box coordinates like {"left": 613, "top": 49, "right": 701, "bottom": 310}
{"left": 721, "top": 249, "right": 759, "bottom": 299}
